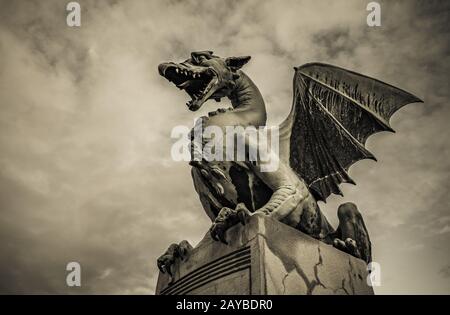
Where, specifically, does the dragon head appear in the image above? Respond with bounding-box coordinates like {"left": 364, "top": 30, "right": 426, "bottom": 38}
{"left": 158, "top": 51, "right": 251, "bottom": 111}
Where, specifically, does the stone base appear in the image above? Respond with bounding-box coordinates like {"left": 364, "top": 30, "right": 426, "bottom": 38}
{"left": 156, "top": 214, "right": 374, "bottom": 295}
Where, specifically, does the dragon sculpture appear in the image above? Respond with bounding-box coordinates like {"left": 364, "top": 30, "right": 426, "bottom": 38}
{"left": 157, "top": 51, "right": 422, "bottom": 276}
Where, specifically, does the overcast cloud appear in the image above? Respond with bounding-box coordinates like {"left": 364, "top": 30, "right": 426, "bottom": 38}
{"left": 0, "top": 0, "right": 449, "bottom": 294}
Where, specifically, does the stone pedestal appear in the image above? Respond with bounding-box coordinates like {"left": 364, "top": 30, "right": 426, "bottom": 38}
{"left": 156, "top": 214, "right": 374, "bottom": 295}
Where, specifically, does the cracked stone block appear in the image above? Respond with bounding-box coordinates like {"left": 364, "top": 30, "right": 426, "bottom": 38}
{"left": 156, "top": 214, "right": 374, "bottom": 295}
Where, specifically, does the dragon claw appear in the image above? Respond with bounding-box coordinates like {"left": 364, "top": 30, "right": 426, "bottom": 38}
{"left": 236, "top": 203, "right": 252, "bottom": 225}
{"left": 157, "top": 240, "right": 193, "bottom": 283}
{"left": 157, "top": 253, "right": 175, "bottom": 276}
{"left": 209, "top": 204, "right": 252, "bottom": 244}
{"left": 333, "top": 237, "right": 362, "bottom": 260}
{"left": 178, "top": 240, "right": 193, "bottom": 261}
{"left": 209, "top": 217, "right": 229, "bottom": 244}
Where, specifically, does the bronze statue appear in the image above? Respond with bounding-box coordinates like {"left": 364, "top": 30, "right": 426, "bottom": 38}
{"left": 157, "top": 51, "right": 422, "bottom": 276}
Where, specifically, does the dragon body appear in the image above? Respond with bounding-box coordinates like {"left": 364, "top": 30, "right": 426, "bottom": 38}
{"left": 156, "top": 51, "right": 422, "bottom": 276}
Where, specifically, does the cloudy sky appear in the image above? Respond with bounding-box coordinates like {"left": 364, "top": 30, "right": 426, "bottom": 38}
{"left": 0, "top": 0, "right": 449, "bottom": 294}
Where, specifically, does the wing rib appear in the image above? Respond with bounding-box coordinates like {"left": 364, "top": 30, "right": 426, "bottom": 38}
{"left": 300, "top": 71, "right": 393, "bottom": 132}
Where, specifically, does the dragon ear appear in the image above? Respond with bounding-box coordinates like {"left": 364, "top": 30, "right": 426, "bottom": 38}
{"left": 225, "top": 56, "right": 251, "bottom": 70}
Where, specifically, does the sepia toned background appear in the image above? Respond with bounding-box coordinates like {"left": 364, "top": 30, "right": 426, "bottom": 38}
{"left": 0, "top": 0, "right": 449, "bottom": 294}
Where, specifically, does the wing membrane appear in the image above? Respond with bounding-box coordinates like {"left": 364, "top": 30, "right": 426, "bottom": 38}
{"left": 280, "top": 63, "right": 422, "bottom": 201}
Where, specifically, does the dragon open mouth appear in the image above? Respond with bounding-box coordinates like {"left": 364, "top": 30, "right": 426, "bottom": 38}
{"left": 159, "top": 64, "right": 218, "bottom": 111}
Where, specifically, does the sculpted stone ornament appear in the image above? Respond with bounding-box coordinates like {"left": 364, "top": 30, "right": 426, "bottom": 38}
{"left": 157, "top": 51, "right": 422, "bottom": 285}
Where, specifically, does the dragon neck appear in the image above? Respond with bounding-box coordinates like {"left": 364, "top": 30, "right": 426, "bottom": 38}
{"left": 228, "top": 71, "right": 267, "bottom": 126}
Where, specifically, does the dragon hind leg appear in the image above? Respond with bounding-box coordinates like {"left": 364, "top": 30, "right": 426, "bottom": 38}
{"left": 332, "top": 202, "right": 372, "bottom": 263}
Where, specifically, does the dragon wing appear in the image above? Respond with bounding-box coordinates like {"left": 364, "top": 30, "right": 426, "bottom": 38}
{"left": 278, "top": 63, "right": 422, "bottom": 202}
